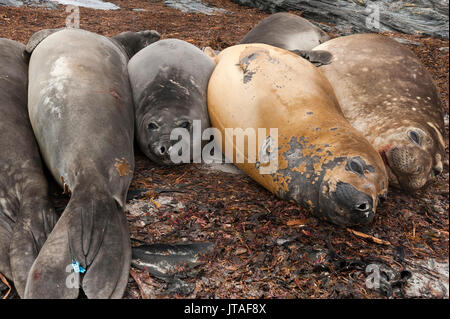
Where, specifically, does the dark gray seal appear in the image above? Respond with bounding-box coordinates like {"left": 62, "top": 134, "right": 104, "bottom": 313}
{"left": 240, "top": 13, "right": 330, "bottom": 49}
{"left": 128, "top": 39, "right": 216, "bottom": 165}
{"left": 25, "top": 28, "right": 159, "bottom": 299}
{"left": 240, "top": 13, "right": 332, "bottom": 66}
{"left": 0, "top": 38, "right": 57, "bottom": 298}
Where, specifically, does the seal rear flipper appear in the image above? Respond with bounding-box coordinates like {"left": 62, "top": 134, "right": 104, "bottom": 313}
{"left": 0, "top": 224, "right": 13, "bottom": 281}
{"left": 9, "top": 201, "right": 58, "bottom": 298}
{"left": 290, "top": 49, "right": 332, "bottom": 66}
{"left": 25, "top": 28, "right": 64, "bottom": 56}
{"left": 0, "top": 208, "right": 16, "bottom": 281}
{"left": 24, "top": 197, "right": 131, "bottom": 299}
{"left": 81, "top": 202, "right": 131, "bottom": 299}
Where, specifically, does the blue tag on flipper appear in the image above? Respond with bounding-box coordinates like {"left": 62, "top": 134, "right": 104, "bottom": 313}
{"left": 72, "top": 261, "right": 86, "bottom": 274}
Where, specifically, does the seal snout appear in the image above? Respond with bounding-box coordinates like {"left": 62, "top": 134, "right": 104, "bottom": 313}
{"left": 354, "top": 200, "right": 371, "bottom": 214}
{"left": 151, "top": 140, "right": 173, "bottom": 158}
{"left": 156, "top": 142, "right": 171, "bottom": 156}
{"left": 334, "top": 182, "right": 375, "bottom": 224}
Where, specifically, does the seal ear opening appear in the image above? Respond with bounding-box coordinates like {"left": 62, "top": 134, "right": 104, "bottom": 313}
{"left": 290, "top": 49, "right": 332, "bottom": 66}
{"left": 25, "top": 28, "right": 63, "bottom": 56}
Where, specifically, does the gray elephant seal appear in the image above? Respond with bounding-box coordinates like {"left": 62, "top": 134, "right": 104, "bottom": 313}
{"left": 0, "top": 38, "right": 57, "bottom": 298}
{"left": 240, "top": 13, "right": 332, "bottom": 66}
{"left": 314, "top": 34, "right": 446, "bottom": 191}
{"left": 128, "top": 39, "right": 216, "bottom": 165}
{"left": 241, "top": 12, "right": 330, "bottom": 50}
{"left": 25, "top": 28, "right": 158, "bottom": 299}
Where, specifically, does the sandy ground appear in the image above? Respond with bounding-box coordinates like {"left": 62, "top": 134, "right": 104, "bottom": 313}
{"left": 0, "top": 0, "right": 448, "bottom": 299}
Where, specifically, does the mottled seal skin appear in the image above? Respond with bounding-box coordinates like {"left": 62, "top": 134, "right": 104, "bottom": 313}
{"left": 25, "top": 28, "right": 156, "bottom": 299}
{"left": 241, "top": 12, "right": 330, "bottom": 51}
{"left": 0, "top": 38, "right": 57, "bottom": 298}
{"left": 128, "top": 39, "right": 216, "bottom": 165}
{"left": 208, "top": 44, "right": 388, "bottom": 226}
{"left": 314, "top": 34, "right": 446, "bottom": 192}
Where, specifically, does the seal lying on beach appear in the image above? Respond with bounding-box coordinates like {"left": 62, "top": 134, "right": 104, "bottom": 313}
{"left": 241, "top": 12, "right": 330, "bottom": 50}
{"left": 0, "top": 38, "right": 57, "bottom": 298}
{"left": 128, "top": 39, "right": 216, "bottom": 165}
{"left": 314, "top": 34, "right": 446, "bottom": 191}
{"left": 207, "top": 43, "right": 388, "bottom": 226}
{"left": 240, "top": 12, "right": 331, "bottom": 65}
{"left": 25, "top": 28, "right": 159, "bottom": 299}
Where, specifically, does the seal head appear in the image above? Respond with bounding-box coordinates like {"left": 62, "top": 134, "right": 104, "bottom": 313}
{"left": 378, "top": 122, "right": 445, "bottom": 191}
{"left": 129, "top": 39, "right": 215, "bottom": 165}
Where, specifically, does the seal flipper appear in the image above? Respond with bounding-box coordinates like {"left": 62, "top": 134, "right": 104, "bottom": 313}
{"left": 111, "top": 30, "right": 161, "bottom": 59}
{"left": 290, "top": 49, "right": 332, "bottom": 66}
{"left": 9, "top": 200, "right": 57, "bottom": 297}
{"left": 81, "top": 200, "right": 131, "bottom": 298}
{"left": 24, "top": 196, "right": 131, "bottom": 299}
{"left": 0, "top": 218, "right": 14, "bottom": 281}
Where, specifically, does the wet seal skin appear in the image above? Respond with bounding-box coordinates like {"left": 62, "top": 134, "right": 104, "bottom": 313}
{"left": 241, "top": 12, "right": 330, "bottom": 54}
{"left": 207, "top": 43, "right": 388, "bottom": 227}
{"left": 314, "top": 34, "right": 446, "bottom": 192}
{"left": 0, "top": 38, "right": 57, "bottom": 298}
{"left": 25, "top": 28, "right": 154, "bottom": 299}
{"left": 128, "top": 39, "right": 216, "bottom": 165}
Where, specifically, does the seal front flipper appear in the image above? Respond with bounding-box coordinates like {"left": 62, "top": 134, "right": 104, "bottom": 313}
{"left": 24, "top": 196, "right": 131, "bottom": 299}
{"left": 290, "top": 49, "right": 332, "bottom": 66}
{"left": 9, "top": 199, "right": 57, "bottom": 297}
{"left": 0, "top": 215, "right": 14, "bottom": 281}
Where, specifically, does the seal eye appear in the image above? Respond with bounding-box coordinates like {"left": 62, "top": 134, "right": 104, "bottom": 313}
{"left": 148, "top": 122, "right": 158, "bottom": 130}
{"left": 179, "top": 121, "right": 191, "bottom": 130}
{"left": 347, "top": 158, "right": 364, "bottom": 175}
{"left": 409, "top": 131, "right": 421, "bottom": 146}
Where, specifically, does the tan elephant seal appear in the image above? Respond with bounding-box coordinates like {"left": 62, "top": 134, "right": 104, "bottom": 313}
{"left": 207, "top": 43, "right": 388, "bottom": 226}
{"left": 241, "top": 12, "right": 330, "bottom": 51}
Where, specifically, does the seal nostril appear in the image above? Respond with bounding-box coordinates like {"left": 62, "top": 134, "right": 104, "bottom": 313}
{"left": 160, "top": 146, "right": 166, "bottom": 154}
{"left": 356, "top": 203, "right": 368, "bottom": 211}
{"left": 354, "top": 201, "right": 371, "bottom": 212}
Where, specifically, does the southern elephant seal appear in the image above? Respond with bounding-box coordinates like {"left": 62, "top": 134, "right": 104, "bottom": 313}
{"left": 128, "top": 39, "right": 216, "bottom": 165}
{"left": 25, "top": 28, "right": 158, "bottom": 299}
{"left": 314, "top": 34, "right": 446, "bottom": 191}
{"left": 207, "top": 44, "right": 388, "bottom": 226}
{"left": 240, "top": 12, "right": 332, "bottom": 66}
{"left": 0, "top": 38, "right": 57, "bottom": 298}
